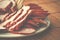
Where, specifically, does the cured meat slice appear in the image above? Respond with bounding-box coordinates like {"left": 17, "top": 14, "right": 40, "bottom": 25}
{"left": 1, "top": 6, "right": 31, "bottom": 32}
{"left": 0, "top": 3, "right": 50, "bottom": 34}
{"left": 8, "top": 10, "right": 31, "bottom": 31}
{"left": 0, "top": 11, "right": 16, "bottom": 27}
{"left": 1, "top": 13, "right": 10, "bottom": 21}
{"left": 27, "top": 3, "right": 50, "bottom": 19}
{"left": 0, "top": 0, "right": 17, "bottom": 13}
{"left": 0, "top": 0, "right": 12, "bottom": 13}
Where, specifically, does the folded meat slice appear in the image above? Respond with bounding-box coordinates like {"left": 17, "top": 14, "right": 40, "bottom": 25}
{"left": 10, "top": 0, "right": 18, "bottom": 12}
{"left": 0, "top": 11, "right": 16, "bottom": 27}
{"left": 0, "top": 0, "right": 17, "bottom": 13}
{"left": 0, "top": 3, "right": 49, "bottom": 34}
{"left": 8, "top": 7, "right": 31, "bottom": 31}
{"left": 0, "top": 6, "right": 31, "bottom": 32}
{"left": 0, "top": 7, "right": 23, "bottom": 27}
{"left": 0, "top": 0, "right": 12, "bottom": 13}
{"left": 25, "top": 17, "right": 47, "bottom": 29}
{"left": 27, "top": 3, "right": 50, "bottom": 19}
{"left": 32, "top": 17, "right": 47, "bottom": 25}
{"left": 1, "top": 13, "right": 10, "bottom": 21}
{"left": 27, "top": 20, "right": 39, "bottom": 27}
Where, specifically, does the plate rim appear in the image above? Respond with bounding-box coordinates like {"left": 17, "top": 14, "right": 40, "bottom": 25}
{"left": 0, "top": 18, "right": 50, "bottom": 38}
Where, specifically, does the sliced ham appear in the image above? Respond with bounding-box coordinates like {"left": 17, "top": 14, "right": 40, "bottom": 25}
{"left": 0, "top": 3, "right": 50, "bottom": 35}
{"left": 32, "top": 17, "right": 47, "bottom": 25}
{"left": 0, "top": 11, "right": 16, "bottom": 27}
{"left": 27, "top": 3, "right": 50, "bottom": 19}
{"left": 1, "top": 6, "right": 31, "bottom": 31}
{"left": 8, "top": 9, "right": 31, "bottom": 31}
{"left": 1, "top": 13, "right": 9, "bottom": 21}
{"left": 0, "top": 0, "right": 12, "bottom": 13}
{"left": 27, "top": 20, "right": 39, "bottom": 27}
{"left": 0, "top": 0, "right": 17, "bottom": 13}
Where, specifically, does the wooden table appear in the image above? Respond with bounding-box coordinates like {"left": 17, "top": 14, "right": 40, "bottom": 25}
{"left": 0, "top": 0, "right": 60, "bottom": 40}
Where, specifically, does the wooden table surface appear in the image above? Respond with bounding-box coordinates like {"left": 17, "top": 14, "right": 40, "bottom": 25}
{"left": 0, "top": 0, "right": 60, "bottom": 40}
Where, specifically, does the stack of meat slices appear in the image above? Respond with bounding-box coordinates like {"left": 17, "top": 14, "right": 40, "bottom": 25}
{"left": 0, "top": 3, "right": 49, "bottom": 35}
{"left": 0, "top": 0, "right": 18, "bottom": 15}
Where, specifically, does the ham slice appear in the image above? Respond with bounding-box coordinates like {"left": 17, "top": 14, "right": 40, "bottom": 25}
{"left": 0, "top": 6, "right": 31, "bottom": 31}
{"left": 0, "top": 0, "right": 17, "bottom": 13}
{"left": 27, "top": 3, "right": 50, "bottom": 19}
{"left": 0, "top": 3, "right": 49, "bottom": 34}
{"left": 8, "top": 6, "right": 31, "bottom": 31}
{"left": 0, "top": 0, "right": 12, "bottom": 13}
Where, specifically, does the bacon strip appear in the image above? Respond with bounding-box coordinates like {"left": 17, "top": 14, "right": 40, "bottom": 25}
{"left": 14, "top": 6, "right": 30, "bottom": 21}
{"left": 9, "top": 10, "right": 31, "bottom": 31}
{"left": 5, "top": 11, "right": 16, "bottom": 20}
{"left": 2, "top": 13, "right": 9, "bottom": 21}
{"left": 33, "top": 18, "right": 47, "bottom": 25}
{"left": 5, "top": 6, "right": 30, "bottom": 28}
{"left": 27, "top": 20, "right": 38, "bottom": 27}
{"left": 0, "top": 11, "right": 16, "bottom": 27}
{"left": 1, "top": 6, "right": 31, "bottom": 31}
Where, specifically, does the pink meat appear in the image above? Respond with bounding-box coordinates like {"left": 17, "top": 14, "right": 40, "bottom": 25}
{"left": 0, "top": 0, "right": 17, "bottom": 13}
{"left": 1, "top": 3, "right": 49, "bottom": 34}
{"left": 1, "top": 6, "right": 31, "bottom": 32}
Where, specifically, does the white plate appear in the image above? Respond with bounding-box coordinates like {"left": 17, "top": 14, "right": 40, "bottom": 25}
{"left": 0, "top": 18, "right": 50, "bottom": 38}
